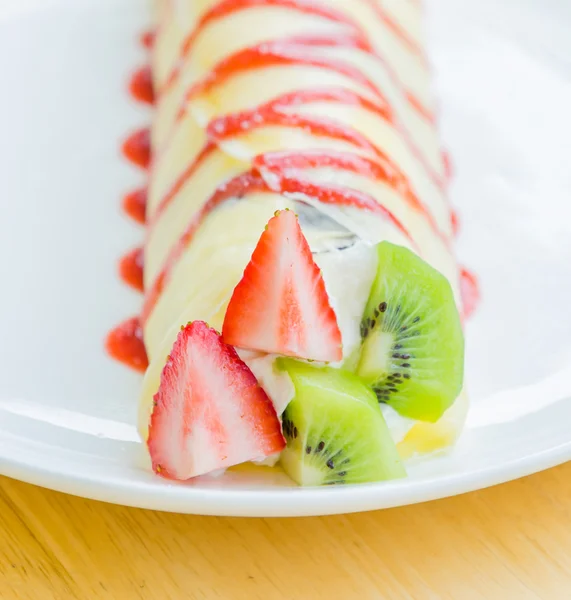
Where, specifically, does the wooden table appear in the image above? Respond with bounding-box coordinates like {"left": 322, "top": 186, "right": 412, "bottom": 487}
{"left": 1, "top": 464, "right": 570, "bottom": 599}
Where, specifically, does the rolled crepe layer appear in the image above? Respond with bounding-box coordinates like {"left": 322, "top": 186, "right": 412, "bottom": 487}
{"left": 139, "top": 0, "right": 467, "bottom": 458}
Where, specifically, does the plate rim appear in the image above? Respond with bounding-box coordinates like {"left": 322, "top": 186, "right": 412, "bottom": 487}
{"left": 1, "top": 436, "right": 570, "bottom": 516}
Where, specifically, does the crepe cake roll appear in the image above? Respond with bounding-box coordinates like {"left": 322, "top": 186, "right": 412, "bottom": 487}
{"left": 137, "top": 0, "right": 468, "bottom": 481}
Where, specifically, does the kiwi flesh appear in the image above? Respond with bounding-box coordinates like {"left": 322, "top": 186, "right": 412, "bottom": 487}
{"left": 356, "top": 242, "right": 464, "bottom": 423}
{"left": 277, "top": 358, "right": 406, "bottom": 486}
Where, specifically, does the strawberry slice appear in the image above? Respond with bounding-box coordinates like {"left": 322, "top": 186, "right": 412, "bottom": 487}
{"left": 148, "top": 321, "right": 285, "bottom": 480}
{"left": 222, "top": 209, "right": 343, "bottom": 362}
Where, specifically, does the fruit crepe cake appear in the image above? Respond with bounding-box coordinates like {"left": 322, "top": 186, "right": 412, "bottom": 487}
{"left": 137, "top": 0, "right": 468, "bottom": 486}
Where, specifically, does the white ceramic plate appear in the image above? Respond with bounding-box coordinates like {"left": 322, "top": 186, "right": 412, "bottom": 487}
{"left": 1, "top": 0, "right": 570, "bottom": 517}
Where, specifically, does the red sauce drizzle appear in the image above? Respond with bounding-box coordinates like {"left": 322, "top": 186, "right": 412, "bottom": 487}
{"left": 140, "top": 29, "right": 155, "bottom": 49}
{"left": 149, "top": 143, "right": 216, "bottom": 227}
{"left": 152, "top": 85, "right": 443, "bottom": 237}
{"left": 206, "top": 86, "right": 444, "bottom": 189}
{"left": 175, "top": 35, "right": 433, "bottom": 128}
{"left": 141, "top": 163, "right": 416, "bottom": 323}
{"left": 254, "top": 150, "right": 447, "bottom": 243}
{"left": 442, "top": 149, "right": 453, "bottom": 183}
{"left": 209, "top": 101, "right": 391, "bottom": 156}
{"left": 122, "top": 128, "right": 151, "bottom": 169}
{"left": 129, "top": 65, "right": 155, "bottom": 105}
{"left": 105, "top": 317, "right": 149, "bottom": 372}
{"left": 154, "top": 34, "right": 440, "bottom": 207}
{"left": 178, "top": 39, "right": 383, "bottom": 121}
{"left": 107, "top": 54, "right": 153, "bottom": 368}
{"left": 240, "top": 86, "right": 394, "bottom": 124}
{"left": 162, "top": 0, "right": 427, "bottom": 94}
{"left": 119, "top": 247, "right": 144, "bottom": 293}
{"left": 450, "top": 209, "right": 460, "bottom": 237}
{"left": 460, "top": 268, "right": 480, "bottom": 319}
{"left": 142, "top": 171, "right": 266, "bottom": 322}
{"left": 122, "top": 187, "right": 147, "bottom": 224}
{"left": 162, "top": 0, "right": 368, "bottom": 92}
{"left": 359, "top": 0, "right": 424, "bottom": 59}
{"left": 406, "top": 92, "right": 434, "bottom": 124}
{"left": 110, "top": 2, "right": 453, "bottom": 369}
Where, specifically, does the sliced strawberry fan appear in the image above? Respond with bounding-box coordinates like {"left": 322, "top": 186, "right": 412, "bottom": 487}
{"left": 222, "top": 209, "right": 343, "bottom": 362}
{"left": 148, "top": 321, "right": 285, "bottom": 481}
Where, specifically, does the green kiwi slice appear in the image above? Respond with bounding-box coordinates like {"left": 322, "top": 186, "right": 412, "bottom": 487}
{"left": 356, "top": 242, "right": 464, "bottom": 422}
{"left": 277, "top": 359, "right": 406, "bottom": 486}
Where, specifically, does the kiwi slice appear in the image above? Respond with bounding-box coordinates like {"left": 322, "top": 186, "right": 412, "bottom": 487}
{"left": 277, "top": 358, "right": 406, "bottom": 486}
{"left": 356, "top": 242, "right": 464, "bottom": 422}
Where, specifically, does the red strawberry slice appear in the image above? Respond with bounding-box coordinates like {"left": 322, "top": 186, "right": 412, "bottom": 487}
{"left": 222, "top": 210, "right": 343, "bottom": 362}
{"left": 148, "top": 321, "right": 285, "bottom": 480}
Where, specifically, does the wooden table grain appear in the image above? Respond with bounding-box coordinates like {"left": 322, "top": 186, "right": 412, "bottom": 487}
{"left": 1, "top": 464, "right": 570, "bottom": 599}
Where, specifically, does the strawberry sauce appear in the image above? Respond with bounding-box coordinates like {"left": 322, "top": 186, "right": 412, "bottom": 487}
{"left": 450, "top": 209, "right": 460, "bottom": 236}
{"left": 105, "top": 317, "right": 149, "bottom": 372}
{"left": 119, "top": 247, "right": 144, "bottom": 293}
{"left": 442, "top": 149, "right": 453, "bottom": 184}
{"left": 141, "top": 167, "right": 416, "bottom": 324}
{"left": 460, "top": 268, "right": 480, "bottom": 320}
{"left": 108, "top": 43, "right": 152, "bottom": 370}
{"left": 140, "top": 29, "right": 155, "bottom": 50}
{"left": 253, "top": 151, "right": 447, "bottom": 243}
{"left": 174, "top": 34, "right": 433, "bottom": 130}
{"left": 150, "top": 143, "right": 216, "bottom": 227}
{"left": 141, "top": 171, "right": 268, "bottom": 323}
{"left": 360, "top": 0, "right": 424, "bottom": 59}
{"left": 122, "top": 187, "right": 147, "bottom": 224}
{"left": 206, "top": 87, "right": 444, "bottom": 191}
{"left": 122, "top": 127, "right": 151, "bottom": 169}
{"left": 177, "top": 38, "right": 383, "bottom": 122}
{"left": 152, "top": 86, "right": 443, "bottom": 235}
{"left": 162, "top": 0, "right": 370, "bottom": 92}
{"left": 108, "top": 1, "right": 472, "bottom": 372}
{"left": 162, "top": 0, "right": 427, "bottom": 105}
{"left": 128, "top": 65, "right": 155, "bottom": 105}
